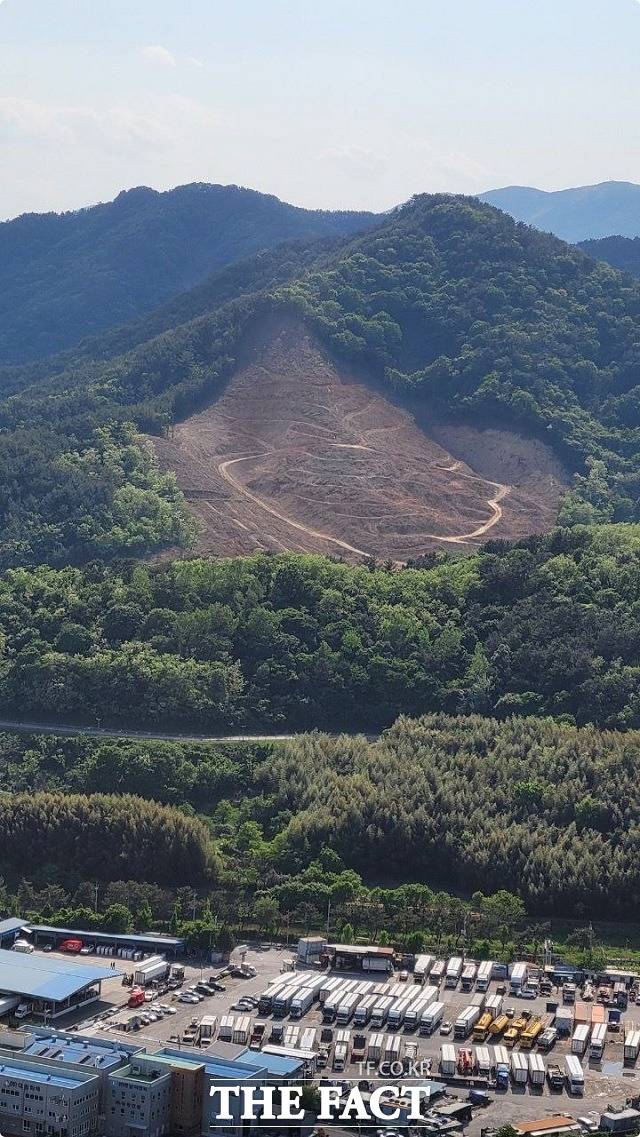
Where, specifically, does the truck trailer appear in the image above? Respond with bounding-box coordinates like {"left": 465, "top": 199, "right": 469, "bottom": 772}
{"left": 445, "top": 957, "right": 463, "bottom": 989}
{"left": 509, "top": 962, "right": 528, "bottom": 995}
{"left": 528, "top": 1053, "right": 546, "bottom": 1087}
{"left": 419, "top": 1000, "right": 445, "bottom": 1035}
{"left": 476, "top": 961, "right": 494, "bottom": 992}
{"left": 461, "top": 962, "right": 477, "bottom": 991}
{"left": 572, "top": 1023, "right": 590, "bottom": 1055}
{"left": 133, "top": 956, "right": 169, "bottom": 986}
{"left": 413, "top": 955, "right": 435, "bottom": 984}
{"left": 370, "top": 996, "right": 394, "bottom": 1029}
{"left": 624, "top": 1029, "right": 640, "bottom": 1063}
{"left": 590, "top": 1022, "right": 607, "bottom": 1059}
{"left": 454, "top": 1006, "right": 481, "bottom": 1039}
{"left": 439, "top": 1044, "right": 457, "bottom": 1077}
{"left": 565, "top": 1053, "right": 585, "bottom": 1094}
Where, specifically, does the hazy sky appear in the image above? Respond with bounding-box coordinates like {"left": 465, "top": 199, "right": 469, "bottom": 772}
{"left": 1, "top": 0, "right": 640, "bottom": 218}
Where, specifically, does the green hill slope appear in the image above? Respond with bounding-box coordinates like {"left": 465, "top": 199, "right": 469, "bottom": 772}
{"left": 0, "top": 182, "right": 377, "bottom": 365}
{"left": 3, "top": 192, "right": 640, "bottom": 568}
{"left": 579, "top": 234, "right": 640, "bottom": 278}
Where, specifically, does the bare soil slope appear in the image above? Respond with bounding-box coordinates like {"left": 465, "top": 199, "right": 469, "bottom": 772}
{"left": 153, "top": 318, "right": 567, "bottom": 561}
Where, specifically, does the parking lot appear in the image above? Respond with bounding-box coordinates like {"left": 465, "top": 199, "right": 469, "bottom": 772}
{"left": 15, "top": 946, "right": 640, "bottom": 1134}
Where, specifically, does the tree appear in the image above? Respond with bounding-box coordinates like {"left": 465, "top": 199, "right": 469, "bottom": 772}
{"left": 254, "top": 895, "right": 280, "bottom": 935}
{"left": 136, "top": 901, "right": 153, "bottom": 931}
{"left": 101, "top": 903, "right": 134, "bottom": 933}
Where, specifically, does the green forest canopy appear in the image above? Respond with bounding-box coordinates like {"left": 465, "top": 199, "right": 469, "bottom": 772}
{"left": 0, "top": 523, "right": 639, "bottom": 731}
{"left": 3, "top": 194, "right": 640, "bottom": 566}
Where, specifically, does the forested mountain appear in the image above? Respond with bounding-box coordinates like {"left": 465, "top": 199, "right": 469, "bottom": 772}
{"left": 579, "top": 234, "right": 640, "bottom": 278}
{"left": 1, "top": 523, "right": 639, "bottom": 733}
{"left": 0, "top": 182, "right": 377, "bottom": 364}
{"left": 480, "top": 180, "right": 640, "bottom": 241}
{"left": 3, "top": 192, "right": 640, "bottom": 569}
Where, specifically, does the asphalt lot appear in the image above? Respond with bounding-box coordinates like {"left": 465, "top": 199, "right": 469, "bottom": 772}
{"left": 16, "top": 947, "right": 640, "bottom": 1134}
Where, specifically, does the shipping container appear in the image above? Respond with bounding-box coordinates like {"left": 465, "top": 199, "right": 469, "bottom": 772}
{"left": 133, "top": 956, "right": 168, "bottom": 986}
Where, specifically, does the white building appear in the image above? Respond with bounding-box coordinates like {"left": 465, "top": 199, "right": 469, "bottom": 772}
{"left": 0, "top": 1053, "right": 99, "bottom": 1137}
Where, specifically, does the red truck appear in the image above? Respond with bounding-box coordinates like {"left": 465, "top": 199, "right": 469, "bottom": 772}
{"left": 128, "top": 988, "right": 145, "bottom": 1008}
{"left": 59, "top": 938, "right": 83, "bottom": 953}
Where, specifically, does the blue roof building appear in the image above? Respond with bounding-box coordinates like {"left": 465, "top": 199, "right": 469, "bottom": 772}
{"left": 0, "top": 917, "right": 28, "bottom": 947}
{"left": 0, "top": 946, "right": 121, "bottom": 1019}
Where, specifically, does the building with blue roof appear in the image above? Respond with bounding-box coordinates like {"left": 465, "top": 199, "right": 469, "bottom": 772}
{"left": 0, "top": 946, "right": 121, "bottom": 1019}
{"left": 0, "top": 918, "right": 29, "bottom": 948}
{"left": 28, "top": 924, "right": 185, "bottom": 955}
{"left": 0, "top": 1051, "right": 100, "bottom": 1137}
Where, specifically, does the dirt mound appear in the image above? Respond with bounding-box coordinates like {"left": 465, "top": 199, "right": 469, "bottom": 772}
{"left": 152, "top": 317, "right": 568, "bottom": 561}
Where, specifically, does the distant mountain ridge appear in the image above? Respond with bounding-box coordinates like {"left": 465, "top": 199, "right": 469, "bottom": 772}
{"left": 0, "top": 182, "right": 378, "bottom": 365}
{"left": 480, "top": 180, "right": 640, "bottom": 242}
{"left": 579, "top": 234, "right": 640, "bottom": 279}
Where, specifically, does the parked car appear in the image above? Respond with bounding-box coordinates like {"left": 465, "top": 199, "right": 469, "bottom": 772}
{"left": 439, "top": 1021, "right": 452, "bottom": 1035}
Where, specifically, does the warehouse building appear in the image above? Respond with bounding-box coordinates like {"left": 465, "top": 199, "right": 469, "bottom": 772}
{"left": 0, "top": 947, "right": 121, "bottom": 1019}
{"left": 0, "top": 919, "right": 29, "bottom": 949}
{"left": 329, "top": 942, "right": 395, "bottom": 972}
{"left": 21, "top": 1031, "right": 139, "bottom": 1111}
{"left": 0, "top": 1051, "right": 100, "bottom": 1137}
{"left": 27, "top": 925, "right": 185, "bottom": 956}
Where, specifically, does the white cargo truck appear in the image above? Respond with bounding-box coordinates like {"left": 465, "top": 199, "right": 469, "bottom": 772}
{"left": 430, "top": 960, "right": 446, "bottom": 985}
{"left": 528, "top": 1053, "right": 545, "bottom": 1087}
{"left": 461, "top": 962, "right": 477, "bottom": 992}
{"left": 509, "top": 961, "right": 528, "bottom": 995}
{"left": 555, "top": 1006, "right": 574, "bottom": 1036}
{"left": 384, "top": 1034, "right": 401, "bottom": 1063}
{"left": 475, "top": 1046, "right": 493, "bottom": 1078}
{"left": 218, "top": 1015, "right": 234, "bottom": 1042}
{"left": 510, "top": 1051, "right": 528, "bottom": 1085}
{"left": 413, "top": 954, "right": 435, "bottom": 984}
{"left": 589, "top": 1022, "right": 607, "bottom": 1059}
{"left": 419, "top": 1000, "right": 445, "bottom": 1035}
{"left": 476, "top": 961, "right": 494, "bottom": 992}
{"left": 353, "top": 994, "right": 378, "bottom": 1027}
{"left": 367, "top": 1033, "right": 385, "bottom": 1063}
{"left": 337, "top": 992, "right": 361, "bottom": 1025}
{"left": 485, "top": 993, "right": 503, "bottom": 1017}
{"left": 233, "top": 1015, "right": 251, "bottom": 1045}
{"left": 199, "top": 1015, "right": 217, "bottom": 1042}
{"left": 624, "top": 1029, "right": 640, "bottom": 1063}
{"left": 370, "top": 996, "right": 394, "bottom": 1029}
{"left": 565, "top": 1053, "right": 585, "bottom": 1094}
{"left": 290, "top": 987, "right": 317, "bottom": 1019}
{"left": 133, "top": 955, "right": 169, "bottom": 986}
{"left": 572, "top": 1023, "right": 590, "bottom": 1055}
{"left": 454, "top": 1005, "right": 481, "bottom": 1039}
{"left": 333, "top": 1029, "right": 351, "bottom": 1072}
{"left": 440, "top": 1044, "right": 457, "bottom": 1077}
{"left": 445, "top": 957, "right": 463, "bottom": 989}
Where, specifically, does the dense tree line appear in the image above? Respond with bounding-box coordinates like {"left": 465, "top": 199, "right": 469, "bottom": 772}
{"left": 254, "top": 715, "right": 640, "bottom": 917}
{"left": 0, "top": 792, "right": 217, "bottom": 885}
{"left": 0, "top": 524, "right": 639, "bottom": 730}
{"left": 579, "top": 235, "right": 640, "bottom": 279}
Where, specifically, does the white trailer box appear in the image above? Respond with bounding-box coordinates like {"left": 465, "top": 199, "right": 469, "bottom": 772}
{"left": 319, "top": 976, "right": 345, "bottom": 1004}
{"left": 353, "top": 994, "right": 378, "bottom": 1027}
{"left": 233, "top": 1015, "right": 251, "bottom": 1045}
{"left": 461, "top": 962, "right": 477, "bottom": 991}
{"left": 476, "top": 961, "right": 494, "bottom": 991}
{"left": 419, "top": 1001, "right": 445, "bottom": 1035}
{"left": 454, "top": 1005, "right": 481, "bottom": 1039}
{"left": 133, "top": 956, "right": 168, "bottom": 986}
{"left": 413, "top": 954, "right": 435, "bottom": 984}
{"left": 555, "top": 1006, "right": 574, "bottom": 1036}
{"left": 218, "top": 1015, "right": 234, "bottom": 1042}
{"left": 297, "top": 936, "right": 326, "bottom": 963}
{"left": 337, "top": 992, "right": 361, "bottom": 1025}
{"left": 624, "top": 1029, "right": 640, "bottom": 1062}
{"left": 589, "top": 1022, "right": 607, "bottom": 1059}
{"left": 528, "top": 1053, "right": 546, "bottom": 1086}
{"left": 430, "top": 960, "right": 446, "bottom": 985}
{"left": 572, "top": 1023, "right": 590, "bottom": 1055}
{"left": 383, "top": 1034, "right": 401, "bottom": 1062}
{"left": 367, "top": 1033, "right": 384, "bottom": 1062}
{"left": 199, "top": 1015, "right": 217, "bottom": 1041}
{"left": 445, "top": 957, "right": 463, "bottom": 988}
{"left": 510, "top": 1051, "right": 528, "bottom": 1085}
{"left": 565, "top": 1053, "right": 585, "bottom": 1094}
{"left": 370, "top": 996, "right": 394, "bottom": 1029}
{"left": 509, "top": 962, "right": 528, "bottom": 994}
{"left": 485, "top": 993, "right": 503, "bottom": 1017}
{"left": 290, "top": 987, "right": 316, "bottom": 1019}
{"left": 475, "top": 1046, "right": 493, "bottom": 1078}
{"left": 387, "top": 997, "right": 415, "bottom": 1030}
{"left": 440, "top": 1044, "right": 457, "bottom": 1076}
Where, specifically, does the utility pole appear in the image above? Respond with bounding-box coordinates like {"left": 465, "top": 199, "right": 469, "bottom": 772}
{"left": 326, "top": 899, "right": 331, "bottom": 940}
{"left": 93, "top": 883, "right": 99, "bottom": 914}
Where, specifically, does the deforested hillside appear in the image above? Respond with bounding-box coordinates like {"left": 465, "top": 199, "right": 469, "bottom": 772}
{"left": 3, "top": 192, "right": 640, "bottom": 567}
{"left": 0, "top": 181, "right": 377, "bottom": 364}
